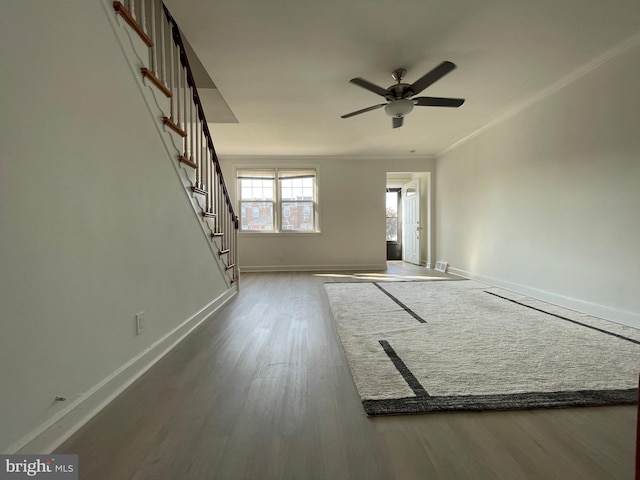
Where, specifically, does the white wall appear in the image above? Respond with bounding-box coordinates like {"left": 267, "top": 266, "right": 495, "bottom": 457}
{"left": 435, "top": 39, "right": 640, "bottom": 326}
{"left": 0, "top": 1, "right": 232, "bottom": 452}
{"left": 220, "top": 157, "right": 435, "bottom": 271}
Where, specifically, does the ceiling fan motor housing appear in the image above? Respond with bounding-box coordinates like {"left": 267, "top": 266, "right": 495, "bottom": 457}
{"left": 386, "top": 83, "right": 413, "bottom": 100}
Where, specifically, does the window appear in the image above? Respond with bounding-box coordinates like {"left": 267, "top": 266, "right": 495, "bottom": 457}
{"left": 386, "top": 190, "right": 399, "bottom": 242}
{"left": 238, "top": 168, "right": 317, "bottom": 232}
{"left": 279, "top": 169, "right": 316, "bottom": 232}
{"left": 237, "top": 170, "right": 275, "bottom": 231}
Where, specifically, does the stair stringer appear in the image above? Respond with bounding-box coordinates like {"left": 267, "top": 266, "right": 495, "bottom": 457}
{"left": 104, "top": 0, "right": 236, "bottom": 287}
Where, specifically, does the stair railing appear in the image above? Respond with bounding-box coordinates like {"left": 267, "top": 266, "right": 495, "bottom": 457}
{"left": 114, "top": 0, "right": 238, "bottom": 284}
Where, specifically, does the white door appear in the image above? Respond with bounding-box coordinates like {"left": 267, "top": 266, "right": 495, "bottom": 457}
{"left": 402, "top": 180, "right": 420, "bottom": 265}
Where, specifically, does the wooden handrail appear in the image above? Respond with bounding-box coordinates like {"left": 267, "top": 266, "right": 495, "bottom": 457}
{"left": 162, "top": 5, "right": 237, "bottom": 225}
{"left": 114, "top": 0, "right": 239, "bottom": 281}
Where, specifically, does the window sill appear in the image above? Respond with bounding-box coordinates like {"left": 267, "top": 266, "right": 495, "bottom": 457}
{"left": 239, "top": 231, "right": 322, "bottom": 237}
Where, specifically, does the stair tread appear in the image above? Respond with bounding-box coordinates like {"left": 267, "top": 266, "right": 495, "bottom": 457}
{"left": 141, "top": 67, "right": 172, "bottom": 98}
{"left": 163, "top": 117, "right": 187, "bottom": 137}
{"left": 179, "top": 155, "right": 197, "bottom": 169}
{"left": 113, "top": 2, "right": 153, "bottom": 47}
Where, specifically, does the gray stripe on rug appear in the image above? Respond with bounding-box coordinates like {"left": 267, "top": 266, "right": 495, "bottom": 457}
{"left": 379, "top": 340, "right": 429, "bottom": 397}
{"left": 485, "top": 291, "right": 640, "bottom": 346}
{"left": 373, "top": 283, "right": 426, "bottom": 323}
{"left": 363, "top": 388, "right": 638, "bottom": 416}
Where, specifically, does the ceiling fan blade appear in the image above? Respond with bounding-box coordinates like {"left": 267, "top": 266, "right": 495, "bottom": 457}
{"left": 341, "top": 103, "right": 386, "bottom": 119}
{"left": 392, "top": 116, "right": 404, "bottom": 128}
{"left": 409, "top": 61, "right": 456, "bottom": 95}
{"left": 349, "top": 78, "right": 389, "bottom": 97}
{"left": 414, "top": 96, "right": 465, "bottom": 107}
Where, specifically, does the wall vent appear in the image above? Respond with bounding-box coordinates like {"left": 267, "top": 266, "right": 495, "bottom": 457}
{"left": 434, "top": 261, "right": 448, "bottom": 273}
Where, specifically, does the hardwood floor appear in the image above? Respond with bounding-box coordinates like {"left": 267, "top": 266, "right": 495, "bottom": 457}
{"left": 57, "top": 263, "right": 636, "bottom": 479}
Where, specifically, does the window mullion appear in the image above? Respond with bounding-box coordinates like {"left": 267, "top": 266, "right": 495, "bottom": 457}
{"left": 275, "top": 168, "right": 281, "bottom": 232}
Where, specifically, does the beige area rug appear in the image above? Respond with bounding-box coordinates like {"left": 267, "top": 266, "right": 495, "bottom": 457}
{"left": 324, "top": 280, "right": 640, "bottom": 415}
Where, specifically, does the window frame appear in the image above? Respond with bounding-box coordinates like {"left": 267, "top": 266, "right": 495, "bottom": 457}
{"left": 237, "top": 167, "right": 320, "bottom": 234}
{"left": 386, "top": 188, "right": 401, "bottom": 243}
{"left": 237, "top": 169, "right": 276, "bottom": 232}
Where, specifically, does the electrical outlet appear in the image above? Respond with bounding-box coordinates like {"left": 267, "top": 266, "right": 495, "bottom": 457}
{"left": 136, "top": 311, "right": 145, "bottom": 335}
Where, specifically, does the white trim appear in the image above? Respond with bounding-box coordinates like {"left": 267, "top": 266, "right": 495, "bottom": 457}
{"left": 240, "top": 264, "right": 387, "bottom": 273}
{"left": 11, "top": 287, "right": 237, "bottom": 455}
{"left": 439, "top": 31, "right": 640, "bottom": 157}
{"left": 448, "top": 267, "right": 640, "bottom": 329}
{"left": 239, "top": 231, "right": 323, "bottom": 237}
{"left": 220, "top": 154, "right": 437, "bottom": 162}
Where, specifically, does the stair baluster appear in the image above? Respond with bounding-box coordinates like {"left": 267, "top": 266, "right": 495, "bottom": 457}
{"left": 113, "top": 0, "right": 239, "bottom": 285}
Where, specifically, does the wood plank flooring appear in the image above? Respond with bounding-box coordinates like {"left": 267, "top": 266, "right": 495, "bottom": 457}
{"left": 57, "top": 263, "right": 636, "bottom": 479}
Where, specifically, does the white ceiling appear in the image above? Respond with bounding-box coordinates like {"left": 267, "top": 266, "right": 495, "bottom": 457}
{"left": 165, "top": 0, "right": 640, "bottom": 158}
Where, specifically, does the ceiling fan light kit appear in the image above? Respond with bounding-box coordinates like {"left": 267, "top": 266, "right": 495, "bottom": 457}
{"left": 341, "top": 61, "right": 465, "bottom": 128}
{"left": 385, "top": 99, "right": 414, "bottom": 117}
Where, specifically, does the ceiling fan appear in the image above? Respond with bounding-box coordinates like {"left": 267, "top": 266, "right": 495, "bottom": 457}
{"left": 341, "top": 61, "right": 465, "bottom": 128}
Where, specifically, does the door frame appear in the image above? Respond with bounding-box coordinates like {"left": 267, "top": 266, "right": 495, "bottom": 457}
{"left": 386, "top": 172, "right": 432, "bottom": 268}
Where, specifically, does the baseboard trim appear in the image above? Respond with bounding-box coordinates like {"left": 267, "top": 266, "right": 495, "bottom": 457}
{"left": 240, "top": 264, "right": 387, "bottom": 273}
{"left": 448, "top": 267, "right": 640, "bottom": 328}
{"left": 12, "top": 286, "right": 237, "bottom": 454}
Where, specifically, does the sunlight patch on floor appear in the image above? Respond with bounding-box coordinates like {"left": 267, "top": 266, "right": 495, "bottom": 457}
{"left": 313, "top": 272, "right": 451, "bottom": 281}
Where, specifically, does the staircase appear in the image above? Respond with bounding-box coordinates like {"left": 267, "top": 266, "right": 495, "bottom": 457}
{"left": 113, "top": 0, "right": 238, "bottom": 285}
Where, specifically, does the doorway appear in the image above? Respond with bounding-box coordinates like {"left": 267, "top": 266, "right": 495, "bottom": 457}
{"left": 386, "top": 172, "right": 432, "bottom": 268}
